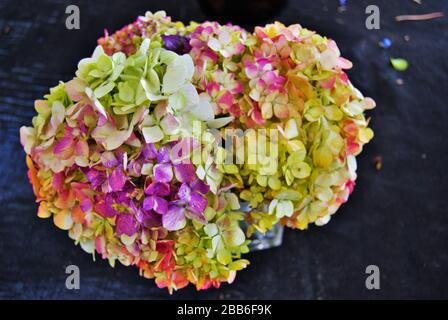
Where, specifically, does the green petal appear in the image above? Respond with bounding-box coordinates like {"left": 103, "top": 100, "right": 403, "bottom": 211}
{"left": 217, "top": 248, "right": 232, "bottom": 265}
{"left": 94, "top": 82, "right": 115, "bottom": 99}
{"left": 223, "top": 227, "right": 245, "bottom": 247}
{"left": 204, "top": 223, "right": 218, "bottom": 237}
{"left": 142, "top": 126, "right": 164, "bottom": 143}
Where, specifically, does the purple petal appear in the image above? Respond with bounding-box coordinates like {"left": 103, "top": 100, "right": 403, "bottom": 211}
{"left": 186, "top": 208, "right": 207, "bottom": 224}
{"left": 143, "top": 196, "right": 168, "bottom": 215}
{"left": 130, "top": 201, "right": 144, "bottom": 224}
{"left": 128, "top": 159, "right": 142, "bottom": 176}
{"left": 145, "top": 182, "right": 171, "bottom": 196}
{"left": 85, "top": 169, "right": 106, "bottom": 189}
{"left": 141, "top": 210, "right": 162, "bottom": 228}
{"left": 153, "top": 197, "right": 168, "bottom": 214}
{"left": 189, "top": 192, "right": 208, "bottom": 214}
{"left": 94, "top": 196, "right": 118, "bottom": 218}
{"left": 142, "top": 196, "right": 154, "bottom": 211}
{"left": 101, "top": 151, "right": 119, "bottom": 168}
{"left": 130, "top": 200, "right": 162, "bottom": 228}
{"left": 190, "top": 179, "right": 210, "bottom": 195}
{"left": 178, "top": 183, "right": 191, "bottom": 202}
{"left": 161, "top": 34, "right": 192, "bottom": 55}
{"left": 142, "top": 143, "right": 157, "bottom": 160}
{"left": 156, "top": 146, "right": 170, "bottom": 163}
{"left": 115, "top": 186, "right": 134, "bottom": 204}
{"left": 116, "top": 214, "right": 138, "bottom": 236}
{"left": 153, "top": 163, "right": 173, "bottom": 183}
{"left": 162, "top": 206, "right": 187, "bottom": 231}
{"left": 80, "top": 198, "right": 92, "bottom": 212}
{"left": 174, "top": 163, "right": 196, "bottom": 183}
{"left": 109, "top": 166, "right": 126, "bottom": 192}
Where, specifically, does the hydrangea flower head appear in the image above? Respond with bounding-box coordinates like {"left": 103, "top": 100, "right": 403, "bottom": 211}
{"left": 20, "top": 11, "right": 375, "bottom": 292}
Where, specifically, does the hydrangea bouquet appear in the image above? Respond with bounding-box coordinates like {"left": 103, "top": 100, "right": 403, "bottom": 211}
{"left": 20, "top": 11, "right": 375, "bottom": 292}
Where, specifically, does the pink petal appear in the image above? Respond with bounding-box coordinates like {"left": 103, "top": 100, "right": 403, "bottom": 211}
{"left": 116, "top": 214, "right": 138, "bottom": 236}
{"left": 338, "top": 57, "right": 353, "bottom": 70}
{"left": 160, "top": 113, "right": 179, "bottom": 135}
{"left": 217, "top": 91, "right": 234, "bottom": 109}
{"left": 94, "top": 201, "right": 118, "bottom": 218}
{"left": 206, "top": 81, "right": 220, "bottom": 96}
{"left": 85, "top": 169, "right": 106, "bottom": 189}
{"left": 109, "top": 166, "right": 126, "bottom": 192}
{"left": 251, "top": 106, "right": 265, "bottom": 125}
{"left": 245, "top": 61, "right": 258, "bottom": 78}
{"left": 75, "top": 140, "right": 89, "bottom": 158}
{"left": 80, "top": 198, "right": 92, "bottom": 212}
{"left": 320, "top": 77, "right": 336, "bottom": 89}
{"left": 95, "top": 236, "right": 106, "bottom": 256}
{"left": 174, "top": 163, "right": 196, "bottom": 183}
{"left": 54, "top": 136, "right": 75, "bottom": 160}
{"left": 339, "top": 72, "right": 349, "bottom": 85}
{"left": 52, "top": 172, "right": 65, "bottom": 193}
{"left": 230, "top": 81, "right": 243, "bottom": 94}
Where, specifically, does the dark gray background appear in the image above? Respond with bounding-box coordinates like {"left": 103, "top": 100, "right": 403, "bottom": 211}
{"left": 0, "top": 0, "right": 447, "bottom": 299}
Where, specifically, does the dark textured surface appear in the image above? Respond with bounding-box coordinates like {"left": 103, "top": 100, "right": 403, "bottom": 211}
{"left": 0, "top": 0, "right": 447, "bottom": 299}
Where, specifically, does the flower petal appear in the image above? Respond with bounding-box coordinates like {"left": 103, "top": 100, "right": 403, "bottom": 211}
{"left": 142, "top": 126, "right": 164, "bottom": 143}
{"left": 143, "top": 196, "right": 168, "bottom": 215}
{"left": 109, "top": 166, "right": 126, "bottom": 192}
{"left": 174, "top": 163, "right": 196, "bottom": 183}
{"left": 145, "top": 182, "right": 171, "bottom": 196}
{"left": 153, "top": 163, "right": 173, "bottom": 183}
{"left": 19, "top": 126, "right": 36, "bottom": 154}
{"left": 178, "top": 183, "right": 191, "bottom": 202}
{"left": 116, "top": 214, "right": 138, "bottom": 236}
{"left": 162, "top": 206, "right": 186, "bottom": 231}
{"left": 189, "top": 192, "right": 208, "bottom": 213}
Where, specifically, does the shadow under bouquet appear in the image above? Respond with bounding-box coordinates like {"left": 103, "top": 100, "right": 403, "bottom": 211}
{"left": 20, "top": 11, "right": 375, "bottom": 292}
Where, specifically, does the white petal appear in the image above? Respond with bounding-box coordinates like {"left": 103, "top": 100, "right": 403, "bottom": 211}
{"left": 208, "top": 38, "right": 221, "bottom": 51}
{"left": 180, "top": 83, "right": 199, "bottom": 107}
{"left": 315, "top": 215, "right": 331, "bottom": 226}
{"left": 189, "top": 96, "right": 215, "bottom": 121}
{"left": 207, "top": 116, "right": 234, "bottom": 129}
{"left": 139, "top": 38, "right": 151, "bottom": 55}
{"left": 218, "top": 30, "right": 231, "bottom": 45}
{"left": 142, "top": 126, "right": 164, "bottom": 143}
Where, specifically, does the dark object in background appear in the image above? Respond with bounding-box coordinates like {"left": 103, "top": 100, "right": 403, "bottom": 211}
{"left": 161, "top": 34, "right": 192, "bottom": 54}
{"left": 198, "top": 0, "right": 286, "bottom": 26}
